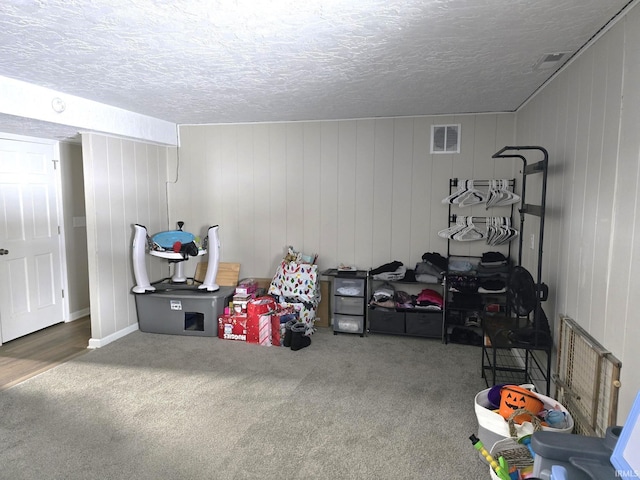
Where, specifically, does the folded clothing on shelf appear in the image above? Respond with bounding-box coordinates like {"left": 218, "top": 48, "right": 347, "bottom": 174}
{"left": 480, "top": 251, "right": 508, "bottom": 265}
{"left": 371, "top": 262, "right": 407, "bottom": 281}
{"left": 478, "top": 277, "right": 506, "bottom": 292}
{"left": 448, "top": 259, "right": 475, "bottom": 273}
{"left": 421, "top": 252, "right": 448, "bottom": 272}
{"left": 370, "top": 261, "right": 403, "bottom": 275}
{"left": 416, "top": 288, "right": 444, "bottom": 309}
{"left": 447, "top": 275, "right": 479, "bottom": 293}
{"left": 372, "top": 284, "right": 394, "bottom": 302}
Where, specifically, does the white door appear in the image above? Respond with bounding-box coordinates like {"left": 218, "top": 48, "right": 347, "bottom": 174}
{"left": 0, "top": 138, "right": 63, "bottom": 343}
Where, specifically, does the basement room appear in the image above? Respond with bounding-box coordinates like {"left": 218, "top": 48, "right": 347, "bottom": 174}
{"left": 1, "top": 1, "right": 639, "bottom": 479}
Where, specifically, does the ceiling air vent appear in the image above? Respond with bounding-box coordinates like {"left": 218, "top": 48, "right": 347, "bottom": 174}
{"left": 533, "top": 52, "right": 570, "bottom": 70}
{"left": 431, "top": 124, "right": 460, "bottom": 154}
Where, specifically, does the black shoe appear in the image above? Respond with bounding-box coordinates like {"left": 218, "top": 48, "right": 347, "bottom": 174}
{"left": 290, "top": 323, "right": 311, "bottom": 351}
{"left": 283, "top": 319, "right": 297, "bottom": 347}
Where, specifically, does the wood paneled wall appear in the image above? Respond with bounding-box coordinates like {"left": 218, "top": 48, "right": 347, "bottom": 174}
{"left": 59, "top": 142, "right": 90, "bottom": 320}
{"left": 82, "top": 133, "right": 173, "bottom": 345}
{"left": 516, "top": 3, "right": 640, "bottom": 422}
{"left": 173, "top": 114, "right": 515, "bottom": 279}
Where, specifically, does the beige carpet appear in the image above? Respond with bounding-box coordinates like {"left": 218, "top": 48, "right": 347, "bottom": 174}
{"left": 0, "top": 327, "right": 490, "bottom": 479}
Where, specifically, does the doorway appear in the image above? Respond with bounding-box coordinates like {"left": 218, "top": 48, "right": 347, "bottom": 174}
{"left": 0, "top": 135, "right": 90, "bottom": 346}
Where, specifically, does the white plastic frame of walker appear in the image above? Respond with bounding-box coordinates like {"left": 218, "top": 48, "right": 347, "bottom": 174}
{"left": 131, "top": 224, "right": 221, "bottom": 293}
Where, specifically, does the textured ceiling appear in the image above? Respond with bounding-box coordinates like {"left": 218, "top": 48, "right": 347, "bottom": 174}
{"left": 0, "top": 0, "right": 632, "bottom": 132}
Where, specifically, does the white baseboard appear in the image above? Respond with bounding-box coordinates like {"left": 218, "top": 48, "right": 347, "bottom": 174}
{"left": 88, "top": 323, "right": 139, "bottom": 349}
{"left": 68, "top": 308, "right": 90, "bottom": 321}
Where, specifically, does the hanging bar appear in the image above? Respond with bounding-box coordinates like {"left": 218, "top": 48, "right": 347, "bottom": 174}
{"left": 449, "top": 214, "right": 512, "bottom": 223}
{"left": 450, "top": 178, "right": 516, "bottom": 187}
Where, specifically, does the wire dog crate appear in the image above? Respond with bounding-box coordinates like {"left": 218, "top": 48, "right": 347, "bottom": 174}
{"left": 553, "top": 315, "right": 622, "bottom": 436}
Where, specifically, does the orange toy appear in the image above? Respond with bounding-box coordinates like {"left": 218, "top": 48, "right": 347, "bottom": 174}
{"left": 499, "top": 385, "right": 543, "bottom": 424}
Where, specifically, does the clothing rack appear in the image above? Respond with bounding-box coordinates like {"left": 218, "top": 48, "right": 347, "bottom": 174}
{"left": 490, "top": 145, "right": 551, "bottom": 393}
{"left": 448, "top": 214, "right": 511, "bottom": 223}
{"left": 491, "top": 147, "right": 548, "bottom": 270}
{"left": 450, "top": 178, "right": 516, "bottom": 188}
{"left": 445, "top": 178, "right": 517, "bottom": 258}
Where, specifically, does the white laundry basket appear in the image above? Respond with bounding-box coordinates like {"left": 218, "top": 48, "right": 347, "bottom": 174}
{"left": 474, "top": 386, "right": 574, "bottom": 458}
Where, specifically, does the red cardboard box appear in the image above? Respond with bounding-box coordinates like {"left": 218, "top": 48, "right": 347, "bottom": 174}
{"left": 218, "top": 314, "right": 247, "bottom": 342}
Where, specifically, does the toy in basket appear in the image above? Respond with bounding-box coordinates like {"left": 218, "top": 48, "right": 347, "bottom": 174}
{"left": 487, "top": 409, "right": 541, "bottom": 479}
{"left": 474, "top": 384, "right": 574, "bottom": 463}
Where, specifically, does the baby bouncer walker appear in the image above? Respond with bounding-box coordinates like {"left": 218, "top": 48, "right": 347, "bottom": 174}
{"left": 131, "top": 222, "right": 234, "bottom": 336}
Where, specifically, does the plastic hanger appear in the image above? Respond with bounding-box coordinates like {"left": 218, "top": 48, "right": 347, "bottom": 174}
{"left": 453, "top": 216, "right": 485, "bottom": 241}
{"left": 442, "top": 181, "right": 471, "bottom": 205}
{"left": 438, "top": 216, "right": 468, "bottom": 239}
{"left": 488, "top": 179, "right": 520, "bottom": 208}
{"left": 457, "top": 180, "right": 487, "bottom": 207}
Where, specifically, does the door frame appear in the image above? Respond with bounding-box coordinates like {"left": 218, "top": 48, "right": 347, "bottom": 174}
{"left": 0, "top": 132, "right": 70, "bottom": 345}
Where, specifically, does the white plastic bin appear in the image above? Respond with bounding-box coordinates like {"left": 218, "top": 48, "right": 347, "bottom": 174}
{"left": 475, "top": 386, "right": 574, "bottom": 457}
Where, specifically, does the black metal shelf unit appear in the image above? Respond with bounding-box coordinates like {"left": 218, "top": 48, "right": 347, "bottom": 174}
{"left": 481, "top": 146, "right": 551, "bottom": 395}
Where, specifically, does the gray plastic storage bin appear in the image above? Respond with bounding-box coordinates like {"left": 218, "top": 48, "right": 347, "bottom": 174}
{"left": 334, "top": 314, "right": 364, "bottom": 334}
{"left": 333, "top": 277, "right": 365, "bottom": 296}
{"left": 134, "top": 286, "right": 234, "bottom": 336}
{"left": 335, "top": 295, "right": 365, "bottom": 315}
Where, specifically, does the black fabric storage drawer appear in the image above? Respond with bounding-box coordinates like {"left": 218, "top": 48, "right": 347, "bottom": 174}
{"left": 368, "top": 309, "right": 405, "bottom": 334}
{"left": 405, "top": 312, "right": 442, "bottom": 338}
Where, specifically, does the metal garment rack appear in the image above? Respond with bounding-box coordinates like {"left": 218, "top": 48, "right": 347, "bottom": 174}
{"left": 492, "top": 145, "right": 548, "bottom": 335}
{"left": 445, "top": 177, "right": 517, "bottom": 259}
{"left": 483, "top": 145, "right": 550, "bottom": 394}
{"left": 443, "top": 178, "right": 516, "bottom": 345}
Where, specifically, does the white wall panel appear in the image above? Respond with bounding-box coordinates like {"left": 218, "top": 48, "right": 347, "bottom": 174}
{"left": 391, "top": 118, "right": 413, "bottom": 263}
{"left": 354, "top": 120, "right": 375, "bottom": 269}
{"left": 371, "top": 119, "right": 394, "bottom": 265}
{"left": 120, "top": 140, "right": 138, "bottom": 330}
{"left": 286, "top": 123, "right": 305, "bottom": 251}
{"left": 253, "top": 124, "right": 273, "bottom": 275}
{"left": 82, "top": 133, "right": 171, "bottom": 344}
{"left": 175, "top": 113, "right": 514, "bottom": 277}
{"left": 337, "top": 121, "right": 357, "bottom": 264}
{"left": 608, "top": 6, "right": 640, "bottom": 420}
{"left": 235, "top": 125, "right": 255, "bottom": 271}
{"left": 319, "top": 122, "right": 339, "bottom": 268}
{"left": 515, "top": 3, "right": 640, "bottom": 422}
{"left": 269, "top": 124, "right": 288, "bottom": 269}
{"left": 429, "top": 116, "right": 455, "bottom": 257}
{"left": 59, "top": 142, "right": 90, "bottom": 319}
{"left": 410, "top": 117, "right": 432, "bottom": 264}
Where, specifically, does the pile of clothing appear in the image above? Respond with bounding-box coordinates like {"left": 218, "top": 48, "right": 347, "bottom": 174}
{"left": 369, "top": 261, "right": 406, "bottom": 281}
{"left": 447, "top": 251, "right": 510, "bottom": 294}
{"left": 416, "top": 252, "right": 447, "bottom": 283}
{"left": 370, "top": 252, "right": 448, "bottom": 283}
{"left": 477, "top": 251, "right": 509, "bottom": 293}
{"left": 369, "top": 283, "right": 443, "bottom": 312}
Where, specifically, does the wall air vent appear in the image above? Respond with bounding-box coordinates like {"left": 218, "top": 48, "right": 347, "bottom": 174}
{"left": 533, "top": 52, "right": 570, "bottom": 70}
{"left": 431, "top": 124, "right": 460, "bottom": 154}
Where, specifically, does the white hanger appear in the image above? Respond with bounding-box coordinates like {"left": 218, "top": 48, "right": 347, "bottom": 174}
{"left": 453, "top": 216, "right": 485, "bottom": 241}
{"left": 457, "top": 180, "right": 487, "bottom": 207}
{"left": 438, "top": 216, "right": 468, "bottom": 239}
